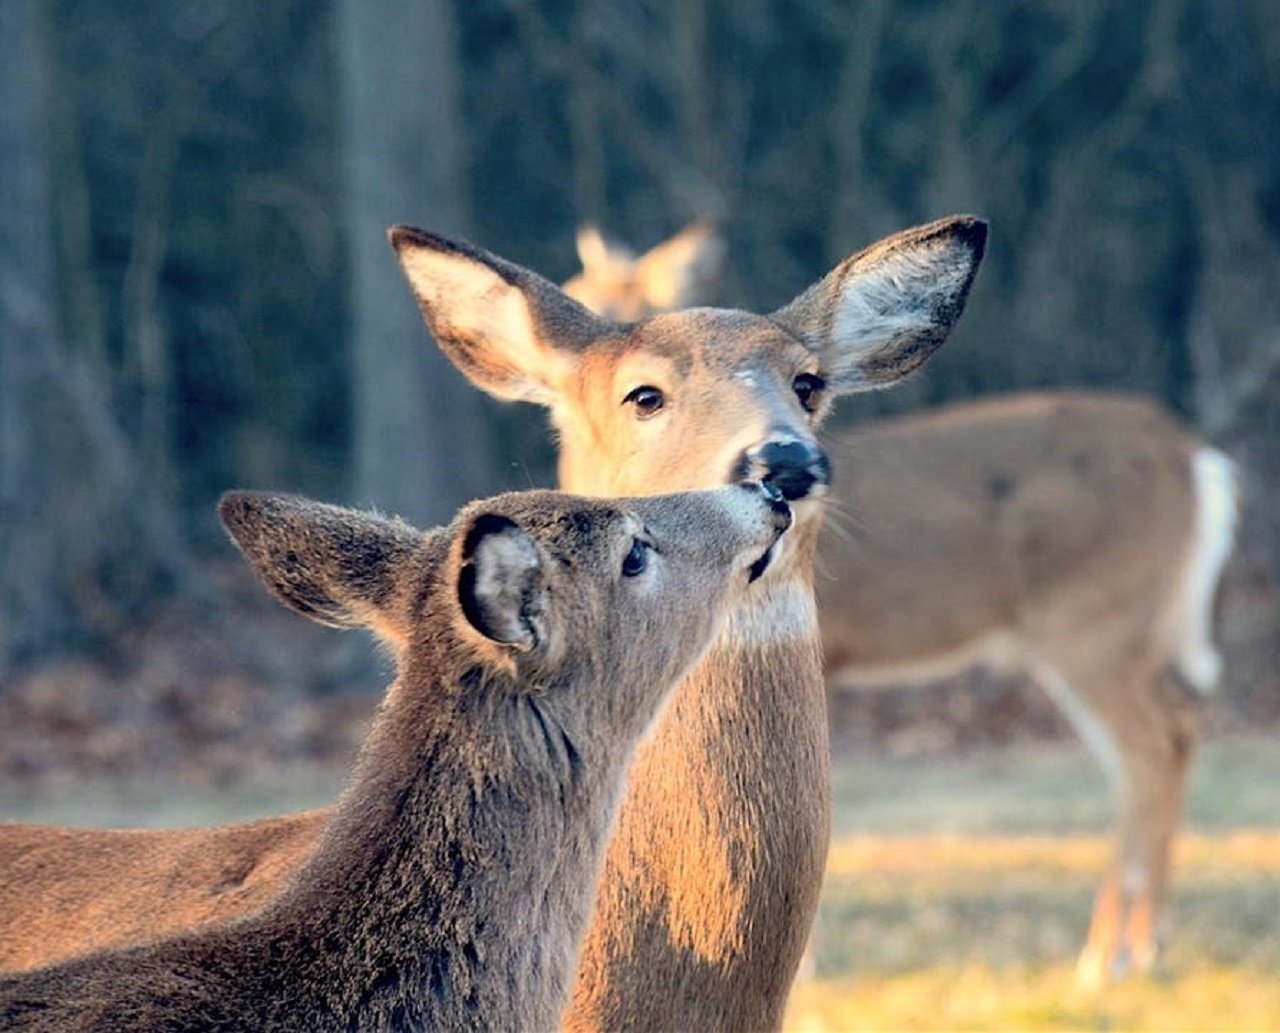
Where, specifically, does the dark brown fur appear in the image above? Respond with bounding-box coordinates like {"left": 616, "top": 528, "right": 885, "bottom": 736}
{"left": 0, "top": 486, "right": 787, "bottom": 1031}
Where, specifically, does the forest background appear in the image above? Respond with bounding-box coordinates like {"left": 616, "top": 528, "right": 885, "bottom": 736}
{"left": 2, "top": 0, "right": 1278, "bottom": 786}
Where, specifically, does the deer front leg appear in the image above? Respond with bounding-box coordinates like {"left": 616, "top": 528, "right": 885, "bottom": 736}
{"left": 1076, "top": 863, "right": 1125, "bottom": 990}
{"left": 1077, "top": 682, "right": 1199, "bottom": 988}
{"left": 1123, "top": 683, "right": 1201, "bottom": 977}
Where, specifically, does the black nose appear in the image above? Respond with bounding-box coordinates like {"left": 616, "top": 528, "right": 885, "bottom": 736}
{"left": 738, "top": 437, "right": 831, "bottom": 501}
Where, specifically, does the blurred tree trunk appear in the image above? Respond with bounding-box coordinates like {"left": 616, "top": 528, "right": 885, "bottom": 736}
{"left": 338, "top": 0, "right": 496, "bottom": 526}
{"left": 0, "top": 0, "right": 193, "bottom": 679}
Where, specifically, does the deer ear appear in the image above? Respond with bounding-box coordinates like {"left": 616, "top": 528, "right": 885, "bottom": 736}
{"left": 390, "top": 225, "right": 614, "bottom": 406}
{"left": 575, "top": 225, "right": 611, "bottom": 271}
{"left": 773, "top": 215, "right": 986, "bottom": 393}
{"left": 218, "top": 492, "right": 419, "bottom": 648}
{"left": 457, "top": 513, "right": 547, "bottom": 652}
{"left": 635, "top": 220, "right": 725, "bottom": 311}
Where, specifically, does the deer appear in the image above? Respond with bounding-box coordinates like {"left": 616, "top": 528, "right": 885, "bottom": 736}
{"left": 387, "top": 214, "right": 986, "bottom": 1029}
{"left": 559, "top": 229, "right": 1238, "bottom": 985}
{"left": 0, "top": 215, "right": 986, "bottom": 1028}
{"left": 816, "top": 389, "right": 1237, "bottom": 987}
{"left": 560, "top": 220, "right": 725, "bottom": 321}
{"left": 0, "top": 224, "right": 722, "bottom": 973}
{"left": 0, "top": 482, "right": 792, "bottom": 1031}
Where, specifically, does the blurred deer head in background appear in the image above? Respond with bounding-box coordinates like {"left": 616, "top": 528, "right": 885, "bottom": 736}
{"left": 561, "top": 221, "right": 726, "bottom": 320}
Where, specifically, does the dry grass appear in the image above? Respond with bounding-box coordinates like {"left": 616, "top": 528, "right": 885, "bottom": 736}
{"left": 787, "top": 964, "right": 1280, "bottom": 1032}
{"left": 3, "top": 723, "right": 1276, "bottom": 1030}
{"left": 785, "top": 735, "right": 1280, "bottom": 1031}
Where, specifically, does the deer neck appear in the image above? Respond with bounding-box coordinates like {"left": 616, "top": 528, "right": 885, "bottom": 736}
{"left": 568, "top": 506, "right": 831, "bottom": 1030}
{"left": 261, "top": 670, "right": 635, "bottom": 1029}
{"left": 727, "top": 506, "right": 821, "bottom": 643}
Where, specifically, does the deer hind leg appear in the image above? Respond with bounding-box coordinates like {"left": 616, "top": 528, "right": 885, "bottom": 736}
{"left": 1028, "top": 658, "right": 1132, "bottom": 988}
{"left": 1063, "top": 664, "right": 1202, "bottom": 989}
{"left": 1076, "top": 864, "right": 1125, "bottom": 990}
{"left": 1101, "top": 446, "right": 1232, "bottom": 981}
{"left": 1105, "top": 445, "right": 1232, "bottom": 975}
{"left": 1119, "top": 669, "right": 1203, "bottom": 976}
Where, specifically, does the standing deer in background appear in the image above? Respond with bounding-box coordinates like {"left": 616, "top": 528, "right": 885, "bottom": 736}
{"left": 0, "top": 216, "right": 985, "bottom": 1026}
{"left": 389, "top": 215, "right": 987, "bottom": 1030}
{"left": 565, "top": 229, "right": 1238, "bottom": 987}
{"left": 818, "top": 391, "right": 1237, "bottom": 987}
{"left": 0, "top": 484, "right": 790, "bottom": 1030}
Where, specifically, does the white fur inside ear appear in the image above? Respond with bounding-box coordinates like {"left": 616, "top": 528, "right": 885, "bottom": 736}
{"left": 473, "top": 527, "right": 539, "bottom": 595}
{"left": 467, "top": 524, "right": 541, "bottom": 648}
{"left": 832, "top": 237, "right": 971, "bottom": 356}
{"left": 399, "top": 248, "right": 568, "bottom": 402}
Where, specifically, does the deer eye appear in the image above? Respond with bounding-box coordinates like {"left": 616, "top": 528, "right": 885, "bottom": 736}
{"left": 792, "top": 373, "right": 825, "bottom": 413}
{"left": 622, "top": 385, "right": 665, "bottom": 419}
{"left": 621, "top": 538, "right": 650, "bottom": 577}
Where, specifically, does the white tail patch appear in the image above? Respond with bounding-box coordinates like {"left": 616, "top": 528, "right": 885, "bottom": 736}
{"left": 1165, "top": 447, "right": 1238, "bottom": 694}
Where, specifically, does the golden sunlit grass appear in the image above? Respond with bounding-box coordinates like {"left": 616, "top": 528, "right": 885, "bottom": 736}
{"left": 2, "top": 727, "right": 1276, "bottom": 1030}
{"left": 826, "top": 831, "right": 1280, "bottom": 879}
{"left": 784, "top": 736, "right": 1280, "bottom": 1031}
{"left": 787, "top": 963, "right": 1280, "bottom": 1032}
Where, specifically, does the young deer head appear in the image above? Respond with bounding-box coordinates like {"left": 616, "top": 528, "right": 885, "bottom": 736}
{"left": 561, "top": 220, "right": 726, "bottom": 321}
{"left": 222, "top": 485, "right": 790, "bottom": 744}
{"left": 390, "top": 216, "right": 986, "bottom": 1030}
{"left": 0, "top": 485, "right": 790, "bottom": 1031}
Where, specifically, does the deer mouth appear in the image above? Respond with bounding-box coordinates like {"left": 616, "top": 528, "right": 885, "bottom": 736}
{"left": 747, "top": 512, "right": 791, "bottom": 584}
{"left": 747, "top": 544, "right": 775, "bottom": 583}
{"left": 740, "top": 483, "right": 792, "bottom": 584}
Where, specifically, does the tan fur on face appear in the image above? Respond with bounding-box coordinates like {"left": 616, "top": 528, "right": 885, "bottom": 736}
{"left": 557, "top": 311, "right": 822, "bottom": 500}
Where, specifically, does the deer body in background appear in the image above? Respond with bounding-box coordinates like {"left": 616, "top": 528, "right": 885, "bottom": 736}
{"left": 0, "top": 812, "right": 326, "bottom": 971}
{"left": 818, "top": 390, "right": 1237, "bottom": 986}
{"left": 0, "top": 485, "right": 790, "bottom": 1030}
{"left": 0, "top": 217, "right": 986, "bottom": 1029}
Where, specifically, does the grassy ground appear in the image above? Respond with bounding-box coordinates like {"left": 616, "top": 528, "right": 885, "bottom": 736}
{"left": 3, "top": 732, "right": 1277, "bottom": 1030}
{"left": 0, "top": 765, "right": 346, "bottom": 828}
{"left": 786, "top": 734, "right": 1280, "bottom": 1031}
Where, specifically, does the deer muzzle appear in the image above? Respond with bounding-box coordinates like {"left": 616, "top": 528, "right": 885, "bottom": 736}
{"left": 736, "top": 436, "right": 831, "bottom": 502}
